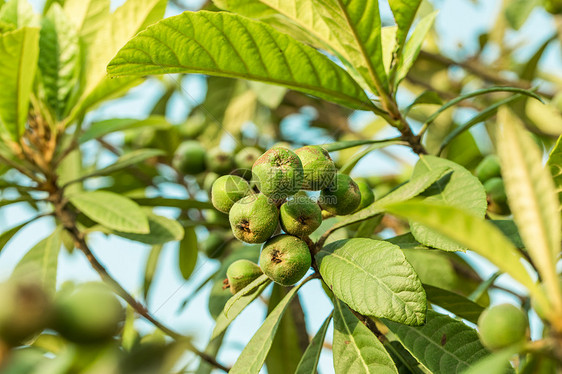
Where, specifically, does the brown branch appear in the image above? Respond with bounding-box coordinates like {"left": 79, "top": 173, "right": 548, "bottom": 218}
{"left": 51, "top": 192, "right": 230, "bottom": 373}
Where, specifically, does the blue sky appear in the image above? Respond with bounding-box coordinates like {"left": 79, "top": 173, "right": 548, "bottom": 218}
{"left": 1, "top": 0, "right": 561, "bottom": 372}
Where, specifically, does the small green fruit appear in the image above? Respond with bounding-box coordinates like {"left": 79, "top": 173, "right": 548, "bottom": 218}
{"left": 53, "top": 283, "right": 123, "bottom": 344}
{"left": 478, "top": 304, "right": 528, "bottom": 350}
{"left": 294, "top": 146, "right": 336, "bottom": 190}
{"left": 206, "top": 147, "right": 234, "bottom": 175}
{"left": 226, "top": 260, "right": 263, "bottom": 294}
{"left": 204, "top": 209, "right": 230, "bottom": 226}
{"left": 280, "top": 193, "right": 322, "bottom": 237}
{"left": 203, "top": 232, "right": 228, "bottom": 259}
{"left": 178, "top": 113, "right": 207, "bottom": 139}
{"left": 320, "top": 174, "right": 362, "bottom": 215}
{"left": 545, "top": 0, "right": 562, "bottom": 14}
{"left": 475, "top": 155, "right": 501, "bottom": 183}
{"left": 211, "top": 175, "right": 251, "bottom": 213}
{"left": 252, "top": 147, "right": 304, "bottom": 199}
{"left": 172, "top": 141, "right": 206, "bottom": 175}
{"left": 0, "top": 281, "right": 52, "bottom": 346}
{"left": 229, "top": 194, "right": 279, "bottom": 243}
{"left": 354, "top": 180, "right": 375, "bottom": 212}
{"left": 235, "top": 147, "right": 262, "bottom": 179}
{"left": 260, "top": 235, "right": 311, "bottom": 286}
{"left": 484, "top": 177, "right": 510, "bottom": 215}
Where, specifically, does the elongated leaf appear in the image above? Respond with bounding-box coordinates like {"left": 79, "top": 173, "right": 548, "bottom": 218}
{"left": 422, "top": 87, "right": 543, "bottom": 129}
{"left": 295, "top": 311, "right": 332, "bottom": 374}
{"left": 115, "top": 212, "right": 184, "bottom": 245}
{"left": 0, "top": 27, "right": 39, "bottom": 140}
{"left": 333, "top": 298, "right": 397, "bottom": 374}
{"left": 383, "top": 200, "right": 549, "bottom": 313}
{"left": 341, "top": 141, "right": 405, "bottom": 175}
{"left": 410, "top": 156, "right": 487, "bottom": 252}
{"left": 211, "top": 273, "right": 271, "bottom": 340}
{"left": 230, "top": 281, "right": 306, "bottom": 374}
{"left": 0, "top": 216, "right": 39, "bottom": 254}
{"left": 39, "top": 4, "right": 80, "bottom": 119}
{"left": 389, "top": 0, "right": 422, "bottom": 59}
{"left": 438, "top": 94, "right": 524, "bottom": 154}
{"left": 67, "top": 0, "right": 166, "bottom": 123}
{"left": 12, "top": 227, "right": 62, "bottom": 295}
{"left": 0, "top": 0, "right": 38, "bottom": 28}
{"left": 323, "top": 138, "right": 403, "bottom": 152}
{"left": 64, "top": 0, "right": 110, "bottom": 45}
{"left": 266, "top": 284, "right": 306, "bottom": 374}
{"left": 424, "top": 285, "right": 484, "bottom": 324}
{"left": 316, "top": 238, "right": 426, "bottom": 325}
{"left": 384, "top": 310, "right": 489, "bottom": 374}
{"left": 178, "top": 226, "right": 197, "bottom": 280}
{"left": 107, "top": 11, "right": 373, "bottom": 111}
{"left": 321, "top": 166, "right": 450, "bottom": 241}
{"left": 547, "top": 135, "right": 562, "bottom": 217}
{"left": 462, "top": 346, "right": 517, "bottom": 374}
{"left": 80, "top": 116, "right": 170, "bottom": 143}
{"left": 394, "top": 11, "right": 437, "bottom": 86}
{"left": 67, "top": 149, "right": 164, "bottom": 185}
{"left": 143, "top": 244, "right": 163, "bottom": 301}
{"left": 133, "top": 197, "right": 213, "bottom": 211}
{"left": 497, "top": 107, "right": 562, "bottom": 313}
{"left": 69, "top": 191, "right": 149, "bottom": 234}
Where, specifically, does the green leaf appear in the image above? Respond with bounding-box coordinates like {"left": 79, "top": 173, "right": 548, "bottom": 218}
{"left": 295, "top": 311, "right": 332, "bottom": 374}
{"left": 462, "top": 346, "right": 517, "bottom": 374}
{"left": 132, "top": 197, "right": 213, "bottom": 210}
{"left": 547, "top": 134, "right": 562, "bottom": 218}
{"left": 423, "top": 284, "right": 484, "bottom": 324}
{"left": 107, "top": 11, "right": 374, "bottom": 111}
{"left": 56, "top": 147, "right": 82, "bottom": 195}
{"left": 178, "top": 226, "right": 197, "bottom": 280}
{"left": 496, "top": 107, "right": 562, "bottom": 314}
{"left": 67, "top": 149, "right": 164, "bottom": 185}
{"left": 0, "top": 27, "right": 39, "bottom": 141}
{"left": 389, "top": 0, "right": 422, "bottom": 61}
{"left": 143, "top": 244, "right": 163, "bottom": 301}
{"left": 63, "top": 0, "right": 110, "bottom": 45}
{"left": 39, "top": 4, "right": 80, "bottom": 119}
{"left": 67, "top": 0, "right": 166, "bottom": 123}
{"left": 383, "top": 200, "right": 549, "bottom": 312}
{"left": 394, "top": 11, "right": 437, "bottom": 87}
{"left": 491, "top": 220, "right": 524, "bottom": 249}
{"left": 323, "top": 138, "right": 402, "bottom": 152}
{"left": 438, "top": 94, "right": 524, "bottom": 154}
{"left": 12, "top": 226, "right": 62, "bottom": 295}
{"left": 79, "top": 116, "right": 170, "bottom": 143}
{"left": 404, "top": 90, "right": 442, "bottom": 114}
{"left": 384, "top": 310, "right": 489, "bottom": 374}
{"left": 210, "top": 273, "right": 271, "bottom": 340}
{"left": 266, "top": 284, "right": 306, "bottom": 374}
{"left": 0, "top": 216, "right": 39, "bottom": 254}
{"left": 69, "top": 191, "right": 149, "bottom": 234}
{"left": 230, "top": 281, "right": 306, "bottom": 374}
{"left": 0, "top": 0, "right": 38, "bottom": 28}
{"left": 410, "top": 156, "right": 487, "bottom": 252}
{"left": 322, "top": 166, "right": 450, "bottom": 240}
{"left": 333, "top": 298, "right": 397, "bottom": 374}
{"left": 114, "top": 212, "right": 184, "bottom": 245}
{"left": 505, "top": 0, "right": 540, "bottom": 30}
{"left": 316, "top": 238, "right": 426, "bottom": 325}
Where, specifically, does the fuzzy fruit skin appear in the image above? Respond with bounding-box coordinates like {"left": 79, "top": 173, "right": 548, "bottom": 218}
{"left": 211, "top": 175, "right": 251, "bottom": 213}
{"left": 320, "top": 174, "right": 362, "bottom": 215}
{"left": 53, "top": 283, "right": 123, "bottom": 344}
{"left": 484, "top": 177, "right": 510, "bottom": 215}
{"left": 295, "top": 146, "right": 336, "bottom": 190}
{"left": 354, "top": 180, "right": 375, "bottom": 211}
{"left": 235, "top": 147, "right": 262, "bottom": 179}
{"left": 0, "top": 281, "right": 52, "bottom": 346}
{"left": 203, "top": 232, "right": 229, "bottom": 258}
{"left": 226, "top": 260, "right": 263, "bottom": 294}
{"left": 476, "top": 155, "right": 501, "bottom": 183}
{"left": 478, "top": 304, "right": 528, "bottom": 350}
{"left": 280, "top": 193, "right": 322, "bottom": 237}
{"left": 172, "top": 141, "right": 207, "bottom": 175}
{"left": 252, "top": 147, "right": 304, "bottom": 199}
{"left": 229, "top": 194, "right": 279, "bottom": 243}
{"left": 260, "top": 235, "right": 311, "bottom": 286}
{"left": 206, "top": 147, "right": 234, "bottom": 175}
